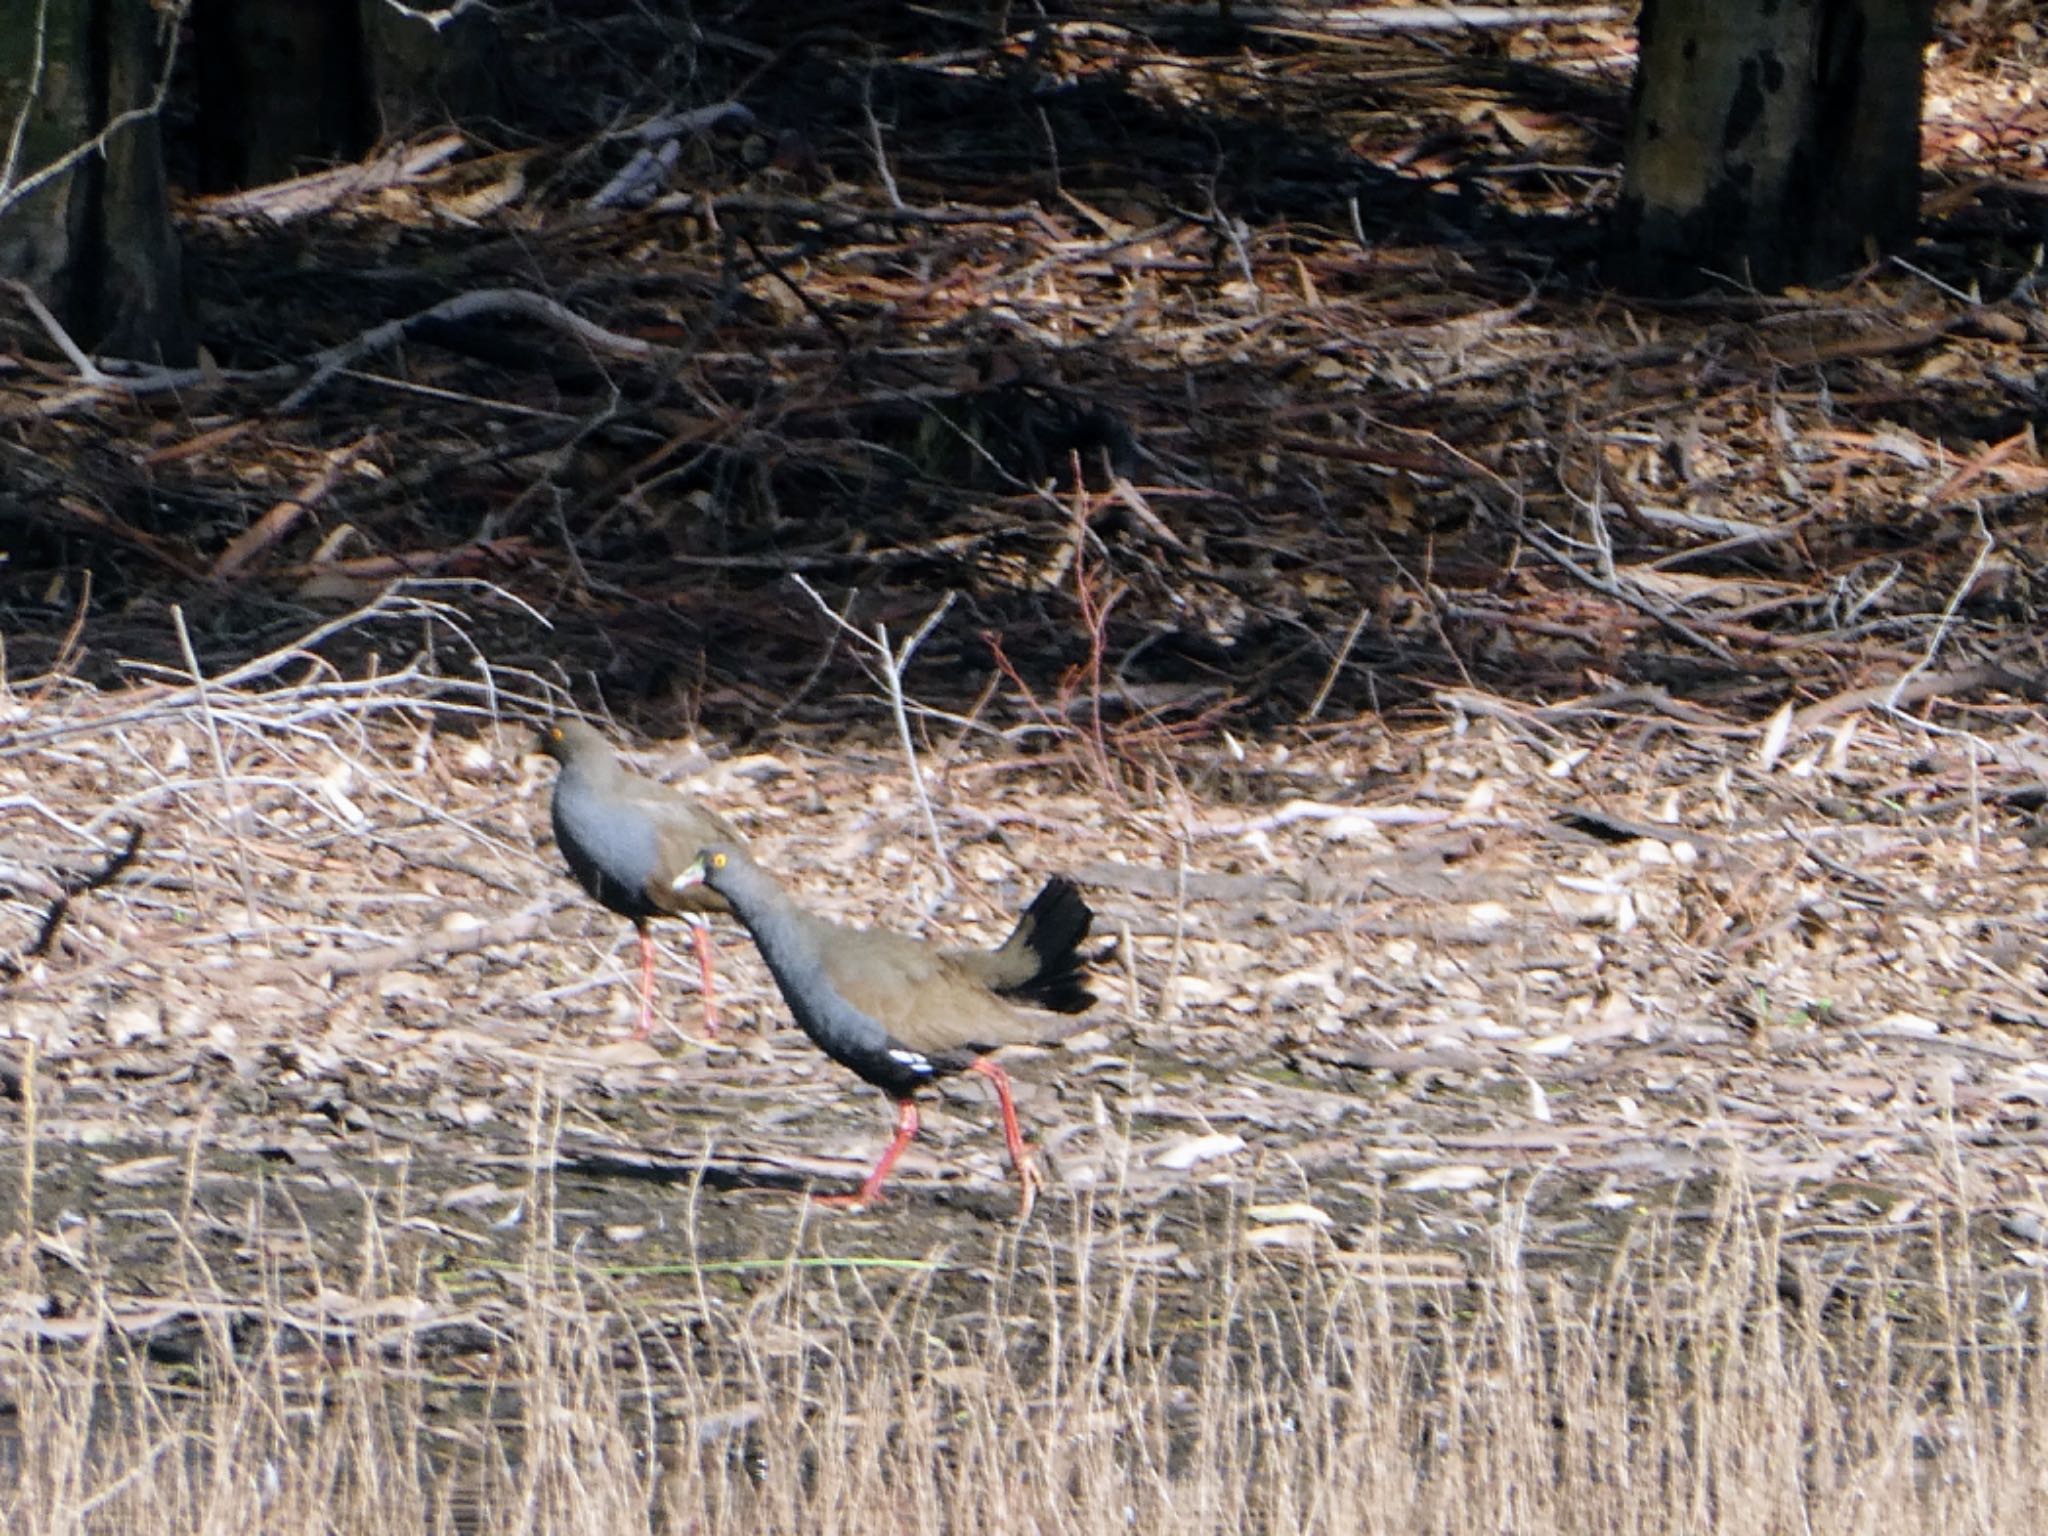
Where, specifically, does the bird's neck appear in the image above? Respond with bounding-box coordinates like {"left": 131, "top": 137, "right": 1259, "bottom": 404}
{"left": 563, "top": 751, "right": 625, "bottom": 797}
{"left": 719, "top": 868, "right": 826, "bottom": 982}
{"left": 716, "top": 865, "right": 889, "bottom": 1062}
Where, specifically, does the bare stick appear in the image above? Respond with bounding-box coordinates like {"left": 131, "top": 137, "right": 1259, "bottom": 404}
{"left": 194, "top": 133, "right": 465, "bottom": 223}
{"left": 371, "top": 0, "right": 484, "bottom": 33}
{"left": 860, "top": 68, "right": 904, "bottom": 210}
{"left": 1884, "top": 504, "right": 1994, "bottom": 715}
{"left": 763, "top": 587, "right": 854, "bottom": 730}
{"left": 8, "top": 277, "right": 641, "bottom": 408}
{"left": 171, "top": 605, "right": 266, "bottom": 941}
{"left": 1520, "top": 523, "right": 1740, "bottom": 668}
{"left": 1210, "top": 5, "right": 1622, "bottom": 36}
{"left": 15, "top": 1035, "right": 36, "bottom": 1293}
{"left": 212, "top": 431, "right": 377, "bottom": 581}
{"left": 1, "top": 585, "right": 509, "bottom": 756}
{"left": 293, "top": 897, "right": 560, "bottom": 981}
{"left": 1304, "top": 603, "right": 1370, "bottom": 723}
{"left": 1064, "top": 470, "right": 1127, "bottom": 801}
{"left": 278, "top": 288, "right": 663, "bottom": 412}
{"left": 7, "top": 281, "right": 110, "bottom": 384}
{"left": 882, "top": 600, "right": 958, "bottom": 888}
{"left": 789, "top": 574, "right": 957, "bottom": 892}
{"left": 0, "top": 0, "right": 52, "bottom": 192}
{"left": 4, "top": 281, "right": 240, "bottom": 399}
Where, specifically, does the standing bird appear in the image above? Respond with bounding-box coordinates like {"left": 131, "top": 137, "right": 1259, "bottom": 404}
{"left": 674, "top": 844, "right": 1095, "bottom": 1217}
{"left": 537, "top": 719, "right": 742, "bottom": 1040}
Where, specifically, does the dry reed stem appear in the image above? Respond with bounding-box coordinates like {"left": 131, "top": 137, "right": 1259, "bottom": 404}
{"left": 9, "top": 1150, "right": 2044, "bottom": 1535}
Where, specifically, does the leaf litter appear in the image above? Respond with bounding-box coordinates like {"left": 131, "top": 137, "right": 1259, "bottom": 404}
{"left": 1, "top": 580, "right": 2045, "bottom": 1282}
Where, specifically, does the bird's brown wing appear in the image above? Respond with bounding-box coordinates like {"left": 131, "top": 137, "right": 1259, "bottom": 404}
{"left": 822, "top": 928, "right": 1060, "bottom": 1056}
{"left": 630, "top": 784, "right": 742, "bottom": 917}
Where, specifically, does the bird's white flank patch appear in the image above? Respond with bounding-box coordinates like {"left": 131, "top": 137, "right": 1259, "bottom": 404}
{"left": 888, "top": 1048, "right": 934, "bottom": 1074}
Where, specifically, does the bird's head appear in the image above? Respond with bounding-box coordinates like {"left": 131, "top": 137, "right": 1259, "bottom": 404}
{"left": 537, "top": 718, "right": 602, "bottom": 765}
{"left": 674, "top": 844, "right": 739, "bottom": 895}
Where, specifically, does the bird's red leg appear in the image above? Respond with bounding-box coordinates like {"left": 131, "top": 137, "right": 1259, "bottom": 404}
{"left": 969, "top": 1058, "right": 1031, "bottom": 1171}
{"left": 632, "top": 920, "right": 659, "bottom": 1040}
{"left": 969, "top": 1058, "right": 1041, "bottom": 1219}
{"left": 817, "top": 1098, "right": 920, "bottom": 1209}
{"left": 687, "top": 917, "right": 719, "bottom": 1038}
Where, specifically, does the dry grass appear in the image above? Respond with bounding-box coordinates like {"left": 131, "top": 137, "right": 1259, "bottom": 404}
{"left": 6, "top": 1110, "right": 2047, "bottom": 1536}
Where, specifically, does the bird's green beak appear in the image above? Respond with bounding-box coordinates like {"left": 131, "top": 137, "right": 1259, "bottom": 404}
{"left": 671, "top": 855, "right": 708, "bottom": 895}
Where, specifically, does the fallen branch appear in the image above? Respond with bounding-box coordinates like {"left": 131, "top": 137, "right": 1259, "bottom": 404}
{"left": 212, "top": 431, "right": 378, "bottom": 582}
{"left": 288, "top": 898, "right": 561, "bottom": 982}
{"left": 588, "top": 104, "right": 754, "bottom": 209}
{"left": 1213, "top": 4, "right": 1620, "bottom": 34}
{"left": 10, "top": 281, "right": 662, "bottom": 414}
{"left": 278, "top": 288, "right": 664, "bottom": 412}
{"left": 1787, "top": 661, "right": 2046, "bottom": 742}
{"left": 193, "top": 133, "right": 467, "bottom": 224}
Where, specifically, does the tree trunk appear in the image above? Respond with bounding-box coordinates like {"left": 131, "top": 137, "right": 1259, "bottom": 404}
{"left": 191, "top": 0, "right": 502, "bottom": 190}
{"left": 1613, "top": 0, "right": 1933, "bottom": 294}
{"left": 191, "top": 0, "right": 372, "bottom": 189}
{"left": 0, "top": 0, "right": 190, "bottom": 363}
{"left": 359, "top": 0, "right": 503, "bottom": 145}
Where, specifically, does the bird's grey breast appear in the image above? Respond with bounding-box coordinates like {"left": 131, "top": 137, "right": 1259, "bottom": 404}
{"left": 554, "top": 776, "right": 659, "bottom": 898}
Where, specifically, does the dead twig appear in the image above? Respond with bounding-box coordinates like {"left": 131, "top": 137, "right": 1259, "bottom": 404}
{"left": 0, "top": 587, "right": 502, "bottom": 757}
{"left": 736, "top": 232, "right": 854, "bottom": 356}
{"left": 284, "top": 897, "right": 561, "bottom": 982}
{"left": 1521, "top": 523, "right": 1742, "bottom": 668}
{"left": 586, "top": 105, "right": 754, "bottom": 210}
{"left": 1304, "top": 604, "right": 1371, "bottom": 724}
{"left": 212, "top": 432, "right": 378, "bottom": 582}
{"left": 0, "top": 0, "right": 188, "bottom": 220}
{"left": 0, "top": 822, "right": 145, "bottom": 981}
{"left": 1198, "top": 4, "right": 1621, "bottom": 36}
{"left": 1786, "top": 666, "right": 2040, "bottom": 745}
{"left": 171, "top": 605, "right": 264, "bottom": 939}
{"left": 1065, "top": 469, "right": 1130, "bottom": 805}
{"left": 1883, "top": 504, "right": 1995, "bottom": 715}
{"left": 859, "top": 69, "right": 903, "bottom": 211}
{"left": 195, "top": 133, "right": 467, "bottom": 223}
{"left": 789, "top": 575, "right": 957, "bottom": 895}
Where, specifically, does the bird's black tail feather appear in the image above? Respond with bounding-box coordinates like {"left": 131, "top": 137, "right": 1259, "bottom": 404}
{"left": 997, "top": 876, "right": 1097, "bottom": 1015}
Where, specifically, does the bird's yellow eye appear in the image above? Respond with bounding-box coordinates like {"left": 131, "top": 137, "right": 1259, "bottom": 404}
{"left": 711, "top": 852, "right": 727, "bottom": 870}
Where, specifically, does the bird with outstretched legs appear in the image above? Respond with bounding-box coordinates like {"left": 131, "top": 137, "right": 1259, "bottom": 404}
{"left": 537, "top": 719, "right": 742, "bottom": 1040}
{"left": 674, "top": 844, "right": 1096, "bottom": 1217}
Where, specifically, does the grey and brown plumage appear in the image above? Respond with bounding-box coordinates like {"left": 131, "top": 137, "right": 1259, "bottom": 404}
{"left": 537, "top": 719, "right": 742, "bottom": 1040}
{"left": 674, "top": 844, "right": 1096, "bottom": 1216}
